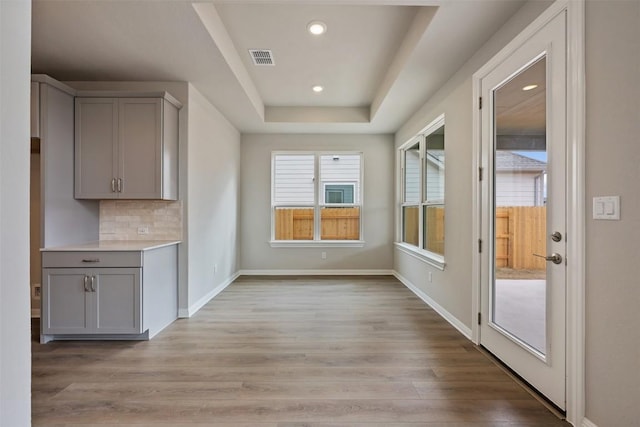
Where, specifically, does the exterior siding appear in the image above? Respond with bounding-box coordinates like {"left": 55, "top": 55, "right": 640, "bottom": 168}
{"left": 273, "top": 154, "right": 315, "bottom": 205}
{"left": 320, "top": 154, "right": 361, "bottom": 204}
{"left": 425, "top": 152, "right": 445, "bottom": 202}
{"left": 404, "top": 148, "right": 420, "bottom": 203}
{"left": 495, "top": 171, "right": 543, "bottom": 206}
{"left": 273, "top": 153, "right": 362, "bottom": 205}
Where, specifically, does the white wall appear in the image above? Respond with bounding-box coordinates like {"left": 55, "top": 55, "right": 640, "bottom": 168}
{"left": 186, "top": 84, "right": 241, "bottom": 311}
{"left": 394, "top": 0, "right": 553, "bottom": 333}
{"left": 395, "top": 80, "right": 475, "bottom": 325}
{"left": 584, "top": 1, "right": 640, "bottom": 425}
{"left": 240, "top": 134, "right": 394, "bottom": 272}
{"left": 0, "top": 1, "right": 32, "bottom": 425}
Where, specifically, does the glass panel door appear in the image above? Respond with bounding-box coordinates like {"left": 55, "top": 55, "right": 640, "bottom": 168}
{"left": 479, "top": 11, "right": 566, "bottom": 409}
{"left": 492, "top": 57, "right": 548, "bottom": 355}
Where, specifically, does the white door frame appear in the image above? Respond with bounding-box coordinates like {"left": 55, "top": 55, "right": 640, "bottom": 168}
{"left": 471, "top": 0, "right": 585, "bottom": 425}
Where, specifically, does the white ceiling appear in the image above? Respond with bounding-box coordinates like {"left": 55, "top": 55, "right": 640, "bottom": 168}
{"left": 496, "top": 57, "right": 546, "bottom": 135}
{"left": 32, "top": 0, "right": 527, "bottom": 134}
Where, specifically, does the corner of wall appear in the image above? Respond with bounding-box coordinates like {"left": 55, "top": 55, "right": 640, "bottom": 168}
{"left": 393, "top": 270, "right": 472, "bottom": 339}
{"left": 184, "top": 83, "right": 241, "bottom": 311}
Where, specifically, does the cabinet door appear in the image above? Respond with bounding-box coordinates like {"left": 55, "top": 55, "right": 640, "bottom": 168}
{"left": 42, "top": 269, "right": 91, "bottom": 334}
{"left": 75, "top": 98, "right": 118, "bottom": 199}
{"left": 118, "top": 98, "right": 163, "bottom": 199}
{"left": 94, "top": 268, "right": 142, "bottom": 334}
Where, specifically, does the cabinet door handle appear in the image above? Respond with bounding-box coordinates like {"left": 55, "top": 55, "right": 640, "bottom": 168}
{"left": 117, "top": 178, "right": 122, "bottom": 193}
{"left": 111, "top": 178, "right": 116, "bottom": 193}
{"left": 90, "top": 275, "right": 96, "bottom": 292}
{"left": 83, "top": 275, "right": 89, "bottom": 292}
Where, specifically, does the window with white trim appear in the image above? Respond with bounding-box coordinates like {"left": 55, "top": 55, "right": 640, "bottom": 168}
{"left": 400, "top": 116, "right": 445, "bottom": 259}
{"left": 272, "top": 152, "right": 362, "bottom": 243}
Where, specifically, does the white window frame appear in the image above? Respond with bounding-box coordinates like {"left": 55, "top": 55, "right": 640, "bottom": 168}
{"left": 270, "top": 151, "right": 364, "bottom": 248}
{"left": 396, "top": 115, "right": 446, "bottom": 270}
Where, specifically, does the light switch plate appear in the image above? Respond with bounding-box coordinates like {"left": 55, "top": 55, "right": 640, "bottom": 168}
{"left": 593, "top": 196, "right": 620, "bottom": 220}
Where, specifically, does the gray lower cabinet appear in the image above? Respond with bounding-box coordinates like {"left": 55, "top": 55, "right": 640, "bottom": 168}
{"left": 42, "top": 268, "right": 142, "bottom": 335}
{"left": 41, "top": 244, "right": 178, "bottom": 343}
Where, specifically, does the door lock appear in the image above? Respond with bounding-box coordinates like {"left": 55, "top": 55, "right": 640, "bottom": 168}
{"left": 551, "top": 231, "right": 562, "bottom": 242}
{"left": 533, "top": 253, "right": 563, "bottom": 264}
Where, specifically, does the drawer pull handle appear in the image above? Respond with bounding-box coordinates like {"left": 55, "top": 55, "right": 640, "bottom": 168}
{"left": 82, "top": 258, "right": 100, "bottom": 263}
{"left": 90, "top": 275, "right": 96, "bottom": 292}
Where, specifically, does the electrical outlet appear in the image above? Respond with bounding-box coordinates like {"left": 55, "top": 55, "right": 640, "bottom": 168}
{"left": 321, "top": 251, "right": 327, "bottom": 260}
{"left": 32, "top": 284, "right": 41, "bottom": 300}
{"left": 137, "top": 226, "right": 150, "bottom": 235}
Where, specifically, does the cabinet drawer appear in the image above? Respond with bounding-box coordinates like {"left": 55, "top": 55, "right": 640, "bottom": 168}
{"left": 42, "top": 251, "right": 143, "bottom": 268}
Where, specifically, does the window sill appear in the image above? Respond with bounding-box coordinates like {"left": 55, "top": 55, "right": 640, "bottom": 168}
{"left": 394, "top": 242, "right": 446, "bottom": 270}
{"left": 270, "top": 240, "right": 365, "bottom": 248}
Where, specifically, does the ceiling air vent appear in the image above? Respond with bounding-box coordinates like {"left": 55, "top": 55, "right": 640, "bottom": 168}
{"left": 249, "top": 49, "right": 275, "bottom": 66}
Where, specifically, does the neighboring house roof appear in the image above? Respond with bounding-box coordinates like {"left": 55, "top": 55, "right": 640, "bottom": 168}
{"left": 496, "top": 151, "right": 546, "bottom": 172}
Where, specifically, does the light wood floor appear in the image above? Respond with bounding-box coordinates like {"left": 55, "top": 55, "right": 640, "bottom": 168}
{"left": 32, "top": 276, "right": 569, "bottom": 426}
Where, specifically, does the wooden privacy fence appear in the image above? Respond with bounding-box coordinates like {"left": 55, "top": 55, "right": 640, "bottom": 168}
{"left": 425, "top": 206, "right": 445, "bottom": 255}
{"left": 496, "top": 206, "right": 546, "bottom": 270}
{"left": 275, "top": 207, "right": 360, "bottom": 240}
{"left": 402, "top": 206, "right": 445, "bottom": 255}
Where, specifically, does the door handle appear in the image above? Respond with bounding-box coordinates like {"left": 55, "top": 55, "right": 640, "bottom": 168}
{"left": 117, "top": 178, "right": 122, "bottom": 193}
{"left": 533, "top": 253, "right": 563, "bottom": 264}
{"left": 111, "top": 178, "right": 116, "bottom": 193}
{"left": 90, "top": 275, "right": 96, "bottom": 292}
{"left": 83, "top": 275, "right": 89, "bottom": 292}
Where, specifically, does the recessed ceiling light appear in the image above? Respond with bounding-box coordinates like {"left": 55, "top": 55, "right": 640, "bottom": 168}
{"left": 308, "top": 21, "right": 327, "bottom": 35}
{"left": 312, "top": 85, "right": 324, "bottom": 93}
{"left": 522, "top": 84, "right": 538, "bottom": 91}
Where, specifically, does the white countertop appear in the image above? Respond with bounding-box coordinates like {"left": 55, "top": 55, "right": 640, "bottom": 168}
{"left": 41, "top": 240, "right": 181, "bottom": 252}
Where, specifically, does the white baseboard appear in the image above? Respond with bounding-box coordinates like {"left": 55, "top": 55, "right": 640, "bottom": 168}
{"left": 393, "top": 270, "right": 472, "bottom": 340}
{"left": 31, "top": 309, "right": 41, "bottom": 318}
{"left": 178, "top": 271, "right": 240, "bottom": 318}
{"left": 238, "top": 269, "right": 394, "bottom": 276}
{"left": 582, "top": 418, "right": 598, "bottom": 427}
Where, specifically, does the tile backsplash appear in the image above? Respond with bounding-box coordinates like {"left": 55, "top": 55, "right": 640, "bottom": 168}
{"left": 100, "top": 200, "right": 182, "bottom": 241}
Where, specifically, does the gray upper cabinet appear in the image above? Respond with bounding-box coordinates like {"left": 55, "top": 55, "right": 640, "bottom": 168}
{"left": 75, "top": 98, "right": 119, "bottom": 199}
{"left": 75, "top": 96, "right": 179, "bottom": 200}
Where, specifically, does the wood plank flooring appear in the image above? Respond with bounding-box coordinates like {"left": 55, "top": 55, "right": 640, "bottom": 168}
{"left": 32, "top": 275, "right": 569, "bottom": 426}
